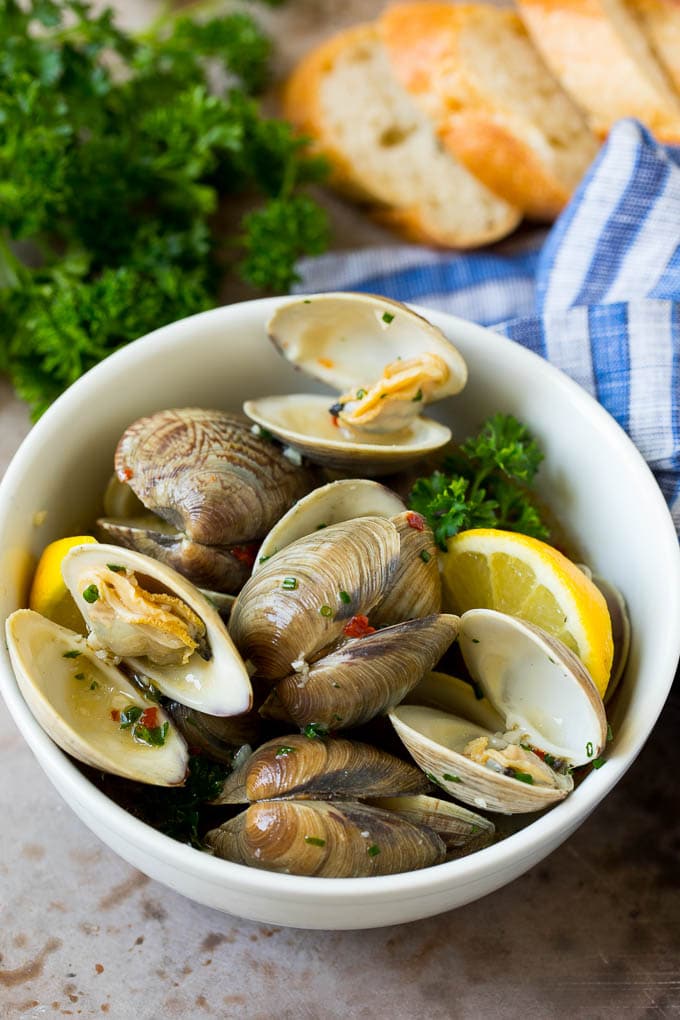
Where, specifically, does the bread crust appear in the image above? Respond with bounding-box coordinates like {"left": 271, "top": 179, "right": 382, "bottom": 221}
{"left": 282, "top": 22, "right": 521, "bottom": 248}
{"left": 632, "top": 0, "right": 680, "bottom": 95}
{"left": 380, "top": 2, "right": 598, "bottom": 221}
{"left": 517, "top": 0, "right": 680, "bottom": 140}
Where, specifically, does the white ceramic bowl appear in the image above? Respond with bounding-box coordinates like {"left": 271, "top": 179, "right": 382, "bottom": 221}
{"left": 1, "top": 297, "right": 679, "bottom": 930}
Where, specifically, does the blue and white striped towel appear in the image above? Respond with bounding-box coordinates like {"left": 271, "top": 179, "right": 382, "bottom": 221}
{"left": 294, "top": 120, "right": 680, "bottom": 533}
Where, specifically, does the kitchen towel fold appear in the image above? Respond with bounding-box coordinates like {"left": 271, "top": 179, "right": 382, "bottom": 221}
{"left": 294, "top": 119, "right": 680, "bottom": 532}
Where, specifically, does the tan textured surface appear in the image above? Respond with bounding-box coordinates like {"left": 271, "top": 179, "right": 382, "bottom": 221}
{"left": 1, "top": 3, "right": 680, "bottom": 1017}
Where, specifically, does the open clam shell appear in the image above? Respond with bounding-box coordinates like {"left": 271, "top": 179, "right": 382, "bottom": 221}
{"left": 213, "top": 734, "right": 430, "bottom": 804}
{"left": 61, "top": 543, "right": 252, "bottom": 717}
{"left": 593, "top": 576, "right": 630, "bottom": 705}
{"left": 205, "top": 800, "right": 446, "bottom": 877}
{"left": 261, "top": 614, "right": 460, "bottom": 731}
{"left": 253, "top": 478, "right": 405, "bottom": 573}
{"left": 5, "top": 611, "right": 188, "bottom": 786}
{"left": 243, "top": 394, "right": 452, "bottom": 475}
{"left": 405, "top": 671, "right": 506, "bottom": 733}
{"left": 229, "top": 517, "right": 400, "bottom": 680}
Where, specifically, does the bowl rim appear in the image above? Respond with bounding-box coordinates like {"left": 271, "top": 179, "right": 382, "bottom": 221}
{"left": 1, "top": 295, "right": 679, "bottom": 904}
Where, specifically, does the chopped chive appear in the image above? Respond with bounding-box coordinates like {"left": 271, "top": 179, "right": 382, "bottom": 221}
{"left": 134, "top": 721, "right": 169, "bottom": 747}
{"left": 281, "top": 577, "right": 298, "bottom": 591}
{"left": 591, "top": 757, "right": 606, "bottom": 770}
{"left": 107, "top": 564, "right": 126, "bottom": 573}
{"left": 442, "top": 773, "right": 461, "bottom": 783}
{"left": 82, "top": 584, "right": 99, "bottom": 604}
{"left": 303, "top": 723, "right": 328, "bottom": 740}
{"left": 331, "top": 682, "right": 341, "bottom": 689}
{"left": 586, "top": 741, "right": 594, "bottom": 757}
{"left": 420, "top": 549, "right": 431, "bottom": 563}
{"left": 275, "top": 745, "right": 296, "bottom": 757}
{"left": 470, "top": 825, "right": 480, "bottom": 834}
{"left": 367, "top": 844, "right": 381, "bottom": 857}
{"left": 471, "top": 638, "right": 480, "bottom": 644}
{"left": 120, "top": 705, "right": 143, "bottom": 729}
{"left": 513, "top": 771, "right": 534, "bottom": 785}
{"left": 607, "top": 723, "right": 614, "bottom": 742}
{"left": 381, "top": 311, "right": 394, "bottom": 324}
{"left": 316, "top": 522, "right": 327, "bottom": 530}
{"left": 319, "top": 604, "right": 333, "bottom": 617}
{"left": 304, "top": 836, "right": 326, "bottom": 847}
{"left": 62, "top": 650, "right": 81, "bottom": 659}
{"left": 356, "top": 388, "right": 367, "bottom": 399}
{"left": 258, "top": 554, "right": 271, "bottom": 564}
{"left": 412, "top": 389, "right": 423, "bottom": 403}
{"left": 548, "top": 656, "right": 557, "bottom": 664}
{"left": 331, "top": 713, "right": 343, "bottom": 722}
{"left": 339, "top": 590, "right": 351, "bottom": 604}
{"left": 89, "top": 680, "right": 99, "bottom": 690}
{"left": 303, "top": 299, "right": 312, "bottom": 304}
{"left": 74, "top": 672, "right": 85, "bottom": 681}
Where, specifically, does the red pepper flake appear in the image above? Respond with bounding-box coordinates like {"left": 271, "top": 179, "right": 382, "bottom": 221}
{"left": 117, "top": 466, "right": 134, "bottom": 482}
{"left": 318, "top": 357, "right": 335, "bottom": 369}
{"left": 231, "top": 543, "right": 258, "bottom": 568}
{"left": 110, "top": 709, "right": 120, "bottom": 722}
{"left": 330, "top": 415, "right": 340, "bottom": 428}
{"left": 140, "top": 707, "right": 159, "bottom": 728}
{"left": 343, "top": 615, "right": 376, "bottom": 639}
{"left": 406, "top": 511, "right": 425, "bottom": 531}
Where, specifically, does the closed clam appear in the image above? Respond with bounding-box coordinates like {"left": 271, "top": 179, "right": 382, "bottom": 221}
{"left": 390, "top": 609, "right": 607, "bottom": 813}
{"left": 101, "top": 409, "right": 316, "bottom": 592}
{"left": 167, "top": 702, "right": 262, "bottom": 765}
{"left": 244, "top": 293, "right": 467, "bottom": 474}
{"left": 61, "top": 543, "right": 252, "bottom": 716}
{"left": 212, "top": 734, "right": 430, "bottom": 804}
{"left": 205, "top": 800, "right": 446, "bottom": 877}
{"left": 370, "top": 510, "right": 441, "bottom": 626}
{"left": 229, "top": 517, "right": 400, "bottom": 680}
{"left": 5, "top": 610, "right": 188, "bottom": 786}
{"left": 367, "top": 795, "right": 495, "bottom": 854}
{"left": 260, "top": 614, "right": 460, "bottom": 731}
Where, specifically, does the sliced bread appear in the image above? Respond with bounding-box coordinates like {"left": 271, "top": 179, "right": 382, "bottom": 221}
{"left": 631, "top": 0, "right": 680, "bottom": 94}
{"left": 281, "top": 23, "right": 521, "bottom": 248}
{"left": 379, "top": 3, "right": 599, "bottom": 221}
{"left": 517, "top": 0, "right": 680, "bottom": 140}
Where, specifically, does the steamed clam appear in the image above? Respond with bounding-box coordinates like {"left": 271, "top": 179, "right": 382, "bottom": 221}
{"left": 390, "top": 609, "right": 607, "bottom": 814}
{"left": 5, "top": 610, "right": 188, "bottom": 786}
{"left": 61, "top": 542, "right": 252, "bottom": 716}
{"left": 100, "top": 409, "right": 316, "bottom": 592}
{"left": 243, "top": 293, "right": 468, "bottom": 474}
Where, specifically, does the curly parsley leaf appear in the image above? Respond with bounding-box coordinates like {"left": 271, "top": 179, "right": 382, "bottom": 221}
{"left": 408, "top": 415, "right": 549, "bottom": 549}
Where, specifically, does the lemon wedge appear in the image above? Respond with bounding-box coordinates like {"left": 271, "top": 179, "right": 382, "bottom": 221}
{"left": 440, "top": 529, "right": 614, "bottom": 697}
{"left": 29, "top": 536, "right": 97, "bottom": 632}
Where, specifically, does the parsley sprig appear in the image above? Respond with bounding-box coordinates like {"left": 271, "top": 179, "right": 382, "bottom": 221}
{"left": 408, "top": 414, "right": 549, "bottom": 550}
{"left": 0, "top": 0, "right": 329, "bottom": 418}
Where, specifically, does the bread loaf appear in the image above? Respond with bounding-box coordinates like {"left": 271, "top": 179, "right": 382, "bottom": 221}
{"left": 517, "top": 0, "right": 680, "bottom": 140}
{"left": 380, "top": 3, "right": 598, "bottom": 220}
{"left": 631, "top": 0, "right": 680, "bottom": 94}
{"left": 282, "top": 23, "right": 522, "bottom": 248}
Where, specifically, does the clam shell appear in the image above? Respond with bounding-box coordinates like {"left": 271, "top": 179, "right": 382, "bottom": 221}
{"left": 370, "top": 511, "right": 441, "bottom": 626}
{"left": 114, "top": 408, "right": 315, "bottom": 546}
{"left": 213, "top": 734, "right": 429, "bottom": 804}
{"left": 390, "top": 705, "right": 572, "bottom": 814}
{"left": 5, "top": 610, "right": 188, "bottom": 786}
{"left": 61, "top": 543, "right": 252, "bottom": 716}
{"left": 261, "top": 614, "right": 460, "bottom": 731}
{"left": 367, "top": 794, "right": 495, "bottom": 854}
{"left": 167, "top": 702, "right": 261, "bottom": 765}
{"left": 253, "top": 478, "right": 405, "bottom": 573}
{"left": 405, "top": 671, "right": 506, "bottom": 732}
{"left": 267, "top": 293, "right": 467, "bottom": 400}
{"left": 593, "top": 576, "right": 630, "bottom": 705}
{"left": 205, "top": 800, "right": 446, "bottom": 877}
{"left": 243, "top": 394, "right": 451, "bottom": 475}
{"left": 229, "top": 517, "right": 400, "bottom": 680}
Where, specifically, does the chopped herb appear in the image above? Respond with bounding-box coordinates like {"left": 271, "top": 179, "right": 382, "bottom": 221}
{"left": 356, "top": 388, "right": 367, "bottom": 399}
{"left": 107, "top": 564, "right": 126, "bottom": 573}
{"left": 470, "top": 825, "right": 480, "bottom": 834}
{"left": 442, "top": 773, "right": 461, "bottom": 783}
{"left": 412, "top": 389, "right": 423, "bottom": 402}
{"left": 258, "top": 554, "right": 271, "bottom": 564}
{"left": 62, "top": 650, "right": 81, "bottom": 659}
{"left": 331, "top": 682, "right": 342, "bottom": 689}
{"left": 303, "top": 722, "right": 328, "bottom": 740}
{"left": 472, "top": 682, "right": 484, "bottom": 700}
{"left": 512, "top": 770, "right": 535, "bottom": 785}
{"left": 420, "top": 549, "right": 431, "bottom": 563}
{"left": 134, "top": 721, "right": 170, "bottom": 747}
{"left": 367, "top": 844, "right": 381, "bottom": 857}
{"left": 74, "top": 672, "right": 86, "bottom": 681}
{"left": 281, "top": 577, "right": 298, "bottom": 591}
{"left": 591, "top": 757, "right": 606, "bottom": 769}
{"left": 254, "top": 426, "right": 274, "bottom": 442}
{"left": 304, "top": 836, "right": 326, "bottom": 847}
{"left": 548, "top": 656, "right": 557, "bottom": 664}
{"left": 119, "top": 705, "right": 143, "bottom": 729}
{"left": 331, "top": 714, "right": 343, "bottom": 722}
{"left": 82, "top": 584, "right": 100, "bottom": 604}
{"left": 471, "top": 638, "right": 480, "bottom": 644}
{"left": 382, "top": 312, "right": 395, "bottom": 324}
{"left": 339, "top": 590, "right": 351, "bottom": 604}
{"left": 607, "top": 723, "right": 614, "bottom": 742}
{"left": 89, "top": 680, "right": 99, "bottom": 691}
{"left": 586, "top": 741, "right": 594, "bottom": 757}
{"left": 275, "top": 746, "right": 296, "bottom": 757}
{"left": 303, "top": 299, "right": 312, "bottom": 304}
{"left": 316, "top": 522, "right": 328, "bottom": 530}
{"left": 319, "top": 604, "right": 333, "bottom": 617}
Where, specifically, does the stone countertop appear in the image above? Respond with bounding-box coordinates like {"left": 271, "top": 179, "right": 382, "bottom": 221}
{"left": 2, "top": 1, "right": 680, "bottom": 1016}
